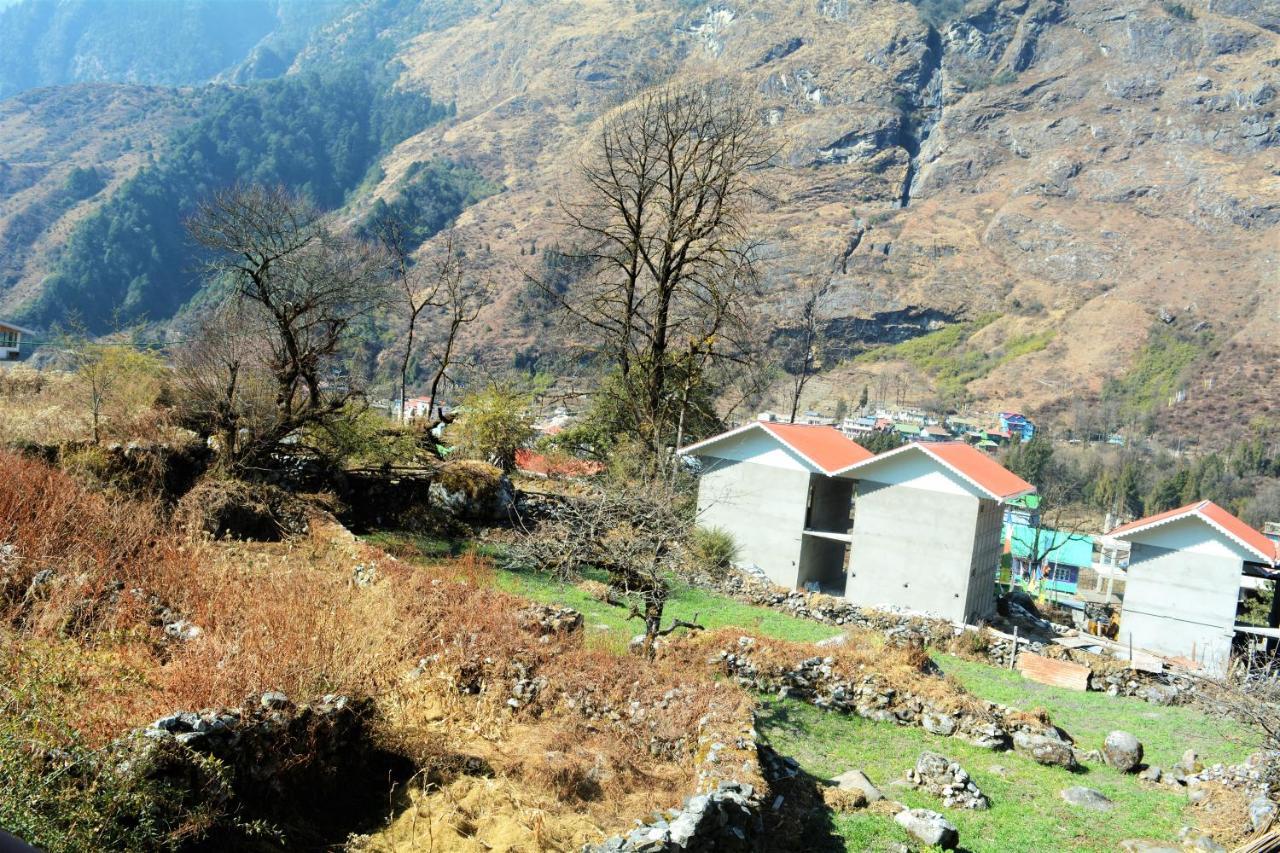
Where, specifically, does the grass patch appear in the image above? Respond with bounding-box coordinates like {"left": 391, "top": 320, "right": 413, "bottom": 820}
{"left": 854, "top": 315, "right": 1053, "bottom": 404}
{"left": 366, "top": 531, "right": 842, "bottom": 652}
{"left": 760, "top": 697, "right": 1201, "bottom": 852}
{"left": 933, "top": 653, "right": 1255, "bottom": 767}
{"left": 1102, "top": 324, "right": 1211, "bottom": 425}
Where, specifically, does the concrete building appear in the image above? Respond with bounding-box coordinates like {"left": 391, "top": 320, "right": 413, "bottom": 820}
{"left": 833, "top": 442, "right": 1035, "bottom": 624}
{"left": 681, "top": 422, "right": 872, "bottom": 591}
{"left": 1110, "top": 501, "right": 1279, "bottom": 674}
{"left": 0, "top": 321, "right": 33, "bottom": 361}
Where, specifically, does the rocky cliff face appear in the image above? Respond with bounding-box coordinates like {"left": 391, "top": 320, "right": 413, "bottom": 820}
{"left": 380, "top": 0, "right": 1279, "bottom": 435}
{"left": 1, "top": 0, "right": 1275, "bottom": 438}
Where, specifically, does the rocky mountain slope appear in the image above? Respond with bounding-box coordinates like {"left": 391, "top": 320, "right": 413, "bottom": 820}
{"left": 379, "top": 0, "right": 1279, "bottom": 439}
{"left": 0, "top": 0, "right": 1276, "bottom": 441}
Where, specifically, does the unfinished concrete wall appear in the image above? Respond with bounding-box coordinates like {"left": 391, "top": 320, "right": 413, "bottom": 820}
{"left": 846, "top": 481, "right": 980, "bottom": 623}
{"left": 797, "top": 535, "right": 848, "bottom": 593}
{"left": 1120, "top": 520, "right": 1244, "bottom": 673}
{"left": 696, "top": 457, "right": 810, "bottom": 589}
{"left": 963, "top": 498, "right": 1003, "bottom": 622}
{"left": 806, "top": 475, "right": 854, "bottom": 534}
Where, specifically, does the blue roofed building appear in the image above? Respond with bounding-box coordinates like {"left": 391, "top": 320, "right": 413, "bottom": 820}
{"left": 998, "top": 412, "right": 1036, "bottom": 442}
{"left": 1005, "top": 522, "right": 1094, "bottom": 596}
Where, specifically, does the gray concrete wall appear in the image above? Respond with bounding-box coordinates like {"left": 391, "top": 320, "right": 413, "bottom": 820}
{"left": 962, "top": 498, "right": 1003, "bottom": 622}
{"left": 797, "top": 535, "right": 848, "bottom": 592}
{"left": 846, "top": 480, "right": 982, "bottom": 623}
{"left": 1120, "top": 543, "right": 1241, "bottom": 673}
{"left": 696, "top": 456, "right": 810, "bottom": 589}
{"left": 807, "top": 476, "right": 854, "bottom": 534}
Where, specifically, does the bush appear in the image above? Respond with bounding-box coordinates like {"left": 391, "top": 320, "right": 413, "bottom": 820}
{"left": 446, "top": 384, "right": 535, "bottom": 472}
{"left": 690, "top": 526, "right": 739, "bottom": 575}
{"left": 0, "top": 641, "right": 239, "bottom": 852}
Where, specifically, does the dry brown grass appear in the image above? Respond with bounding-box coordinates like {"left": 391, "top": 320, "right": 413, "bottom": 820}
{"left": 675, "top": 627, "right": 990, "bottom": 716}
{"left": 1, "top": 452, "right": 758, "bottom": 843}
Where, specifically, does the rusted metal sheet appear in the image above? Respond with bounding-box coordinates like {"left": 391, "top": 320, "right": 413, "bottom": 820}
{"left": 1017, "top": 652, "right": 1092, "bottom": 691}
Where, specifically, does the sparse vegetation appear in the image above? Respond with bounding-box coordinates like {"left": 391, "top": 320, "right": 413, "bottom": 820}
{"left": 856, "top": 315, "right": 1054, "bottom": 405}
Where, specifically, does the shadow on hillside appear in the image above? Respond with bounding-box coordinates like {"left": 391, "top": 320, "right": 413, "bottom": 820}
{"left": 757, "top": 740, "right": 844, "bottom": 853}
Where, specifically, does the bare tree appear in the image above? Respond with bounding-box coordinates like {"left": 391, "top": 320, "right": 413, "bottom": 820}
{"left": 173, "top": 302, "right": 276, "bottom": 463}
{"left": 508, "top": 478, "right": 703, "bottom": 657}
{"left": 372, "top": 213, "right": 442, "bottom": 425}
{"left": 420, "top": 239, "right": 483, "bottom": 431}
{"left": 186, "top": 184, "right": 386, "bottom": 469}
{"left": 784, "top": 276, "right": 834, "bottom": 424}
{"left": 545, "top": 80, "right": 774, "bottom": 471}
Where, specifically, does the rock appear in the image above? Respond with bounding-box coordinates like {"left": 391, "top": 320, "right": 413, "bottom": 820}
{"left": 1139, "top": 765, "right": 1163, "bottom": 783}
{"left": 1140, "top": 684, "right": 1179, "bottom": 705}
{"left": 1060, "top": 786, "right": 1113, "bottom": 811}
{"left": 923, "top": 710, "right": 958, "bottom": 736}
{"left": 1249, "top": 796, "right": 1277, "bottom": 832}
{"left": 1187, "top": 786, "right": 1209, "bottom": 804}
{"left": 1178, "top": 828, "right": 1226, "bottom": 852}
{"left": 1103, "top": 731, "right": 1144, "bottom": 773}
{"left": 1013, "top": 730, "right": 1078, "bottom": 769}
{"left": 259, "top": 691, "right": 289, "bottom": 710}
{"left": 1119, "top": 841, "right": 1180, "bottom": 852}
{"left": 893, "top": 808, "right": 959, "bottom": 850}
{"left": 1180, "top": 749, "right": 1205, "bottom": 774}
{"left": 831, "top": 769, "right": 883, "bottom": 803}
{"left": 907, "top": 753, "right": 989, "bottom": 810}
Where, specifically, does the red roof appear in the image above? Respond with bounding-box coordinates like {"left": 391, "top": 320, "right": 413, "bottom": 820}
{"left": 1109, "top": 500, "right": 1278, "bottom": 565}
{"left": 759, "top": 422, "right": 874, "bottom": 474}
{"left": 679, "top": 421, "right": 872, "bottom": 475}
{"left": 514, "top": 449, "right": 605, "bottom": 479}
{"left": 835, "top": 441, "right": 1035, "bottom": 501}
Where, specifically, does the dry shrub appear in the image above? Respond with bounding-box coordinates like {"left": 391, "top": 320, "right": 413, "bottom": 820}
{"left": 821, "top": 786, "right": 867, "bottom": 812}
{"left": 436, "top": 459, "right": 504, "bottom": 500}
{"left": 673, "top": 627, "right": 988, "bottom": 716}
{"left": 577, "top": 579, "right": 616, "bottom": 604}
{"left": 349, "top": 775, "right": 606, "bottom": 852}
{"left": 174, "top": 478, "right": 313, "bottom": 541}
{"left": 0, "top": 451, "right": 199, "bottom": 641}
{"left": 1190, "top": 784, "right": 1254, "bottom": 847}
{"left": 951, "top": 627, "right": 993, "bottom": 660}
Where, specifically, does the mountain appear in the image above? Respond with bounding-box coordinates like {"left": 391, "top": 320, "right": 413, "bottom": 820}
{"left": 0, "top": 0, "right": 350, "bottom": 98}
{"left": 377, "top": 0, "right": 1279, "bottom": 442}
{"left": 0, "top": 0, "right": 1277, "bottom": 444}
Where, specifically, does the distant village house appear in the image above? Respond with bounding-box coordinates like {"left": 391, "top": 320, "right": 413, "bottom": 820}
{"left": 0, "top": 321, "right": 32, "bottom": 361}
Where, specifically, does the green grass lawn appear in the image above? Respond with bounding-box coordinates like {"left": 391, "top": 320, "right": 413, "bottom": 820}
{"left": 363, "top": 531, "right": 841, "bottom": 653}
{"left": 760, "top": 697, "right": 1199, "bottom": 853}
{"left": 933, "top": 653, "right": 1255, "bottom": 769}
{"left": 366, "top": 530, "right": 1258, "bottom": 851}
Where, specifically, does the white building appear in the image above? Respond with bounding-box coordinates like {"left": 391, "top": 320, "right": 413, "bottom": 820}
{"left": 1110, "top": 500, "right": 1279, "bottom": 674}
{"left": 0, "top": 321, "right": 32, "bottom": 361}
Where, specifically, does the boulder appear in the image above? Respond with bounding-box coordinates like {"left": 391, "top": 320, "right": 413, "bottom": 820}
{"left": 1139, "top": 765, "right": 1163, "bottom": 783}
{"left": 922, "top": 710, "right": 958, "bottom": 736}
{"left": 1119, "top": 841, "right": 1180, "bottom": 852}
{"left": 1249, "top": 796, "right": 1278, "bottom": 832}
{"left": 1178, "top": 828, "right": 1226, "bottom": 852}
{"left": 1180, "top": 749, "right": 1205, "bottom": 774}
{"left": 1060, "top": 786, "right": 1113, "bottom": 811}
{"left": 1140, "top": 684, "right": 1179, "bottom": 705}
{"left": 1103, "top": 731, "right": 1144, "bottom": 773}
{"left": 831, "top": 769, "right": 883, "bottom": 803}
{"left": 1013, "top": 730, "right": 1078, "bottom": 769}
{"left": 893, "top": 808, "right": 959, "bottom": 850}
{"left": 429, "top": 460, "right": 515, "bottom": 523}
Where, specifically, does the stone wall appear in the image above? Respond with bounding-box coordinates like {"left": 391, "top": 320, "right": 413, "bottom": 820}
{"left": 707, "top": 567, "right": 1192, "bottom": 704}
